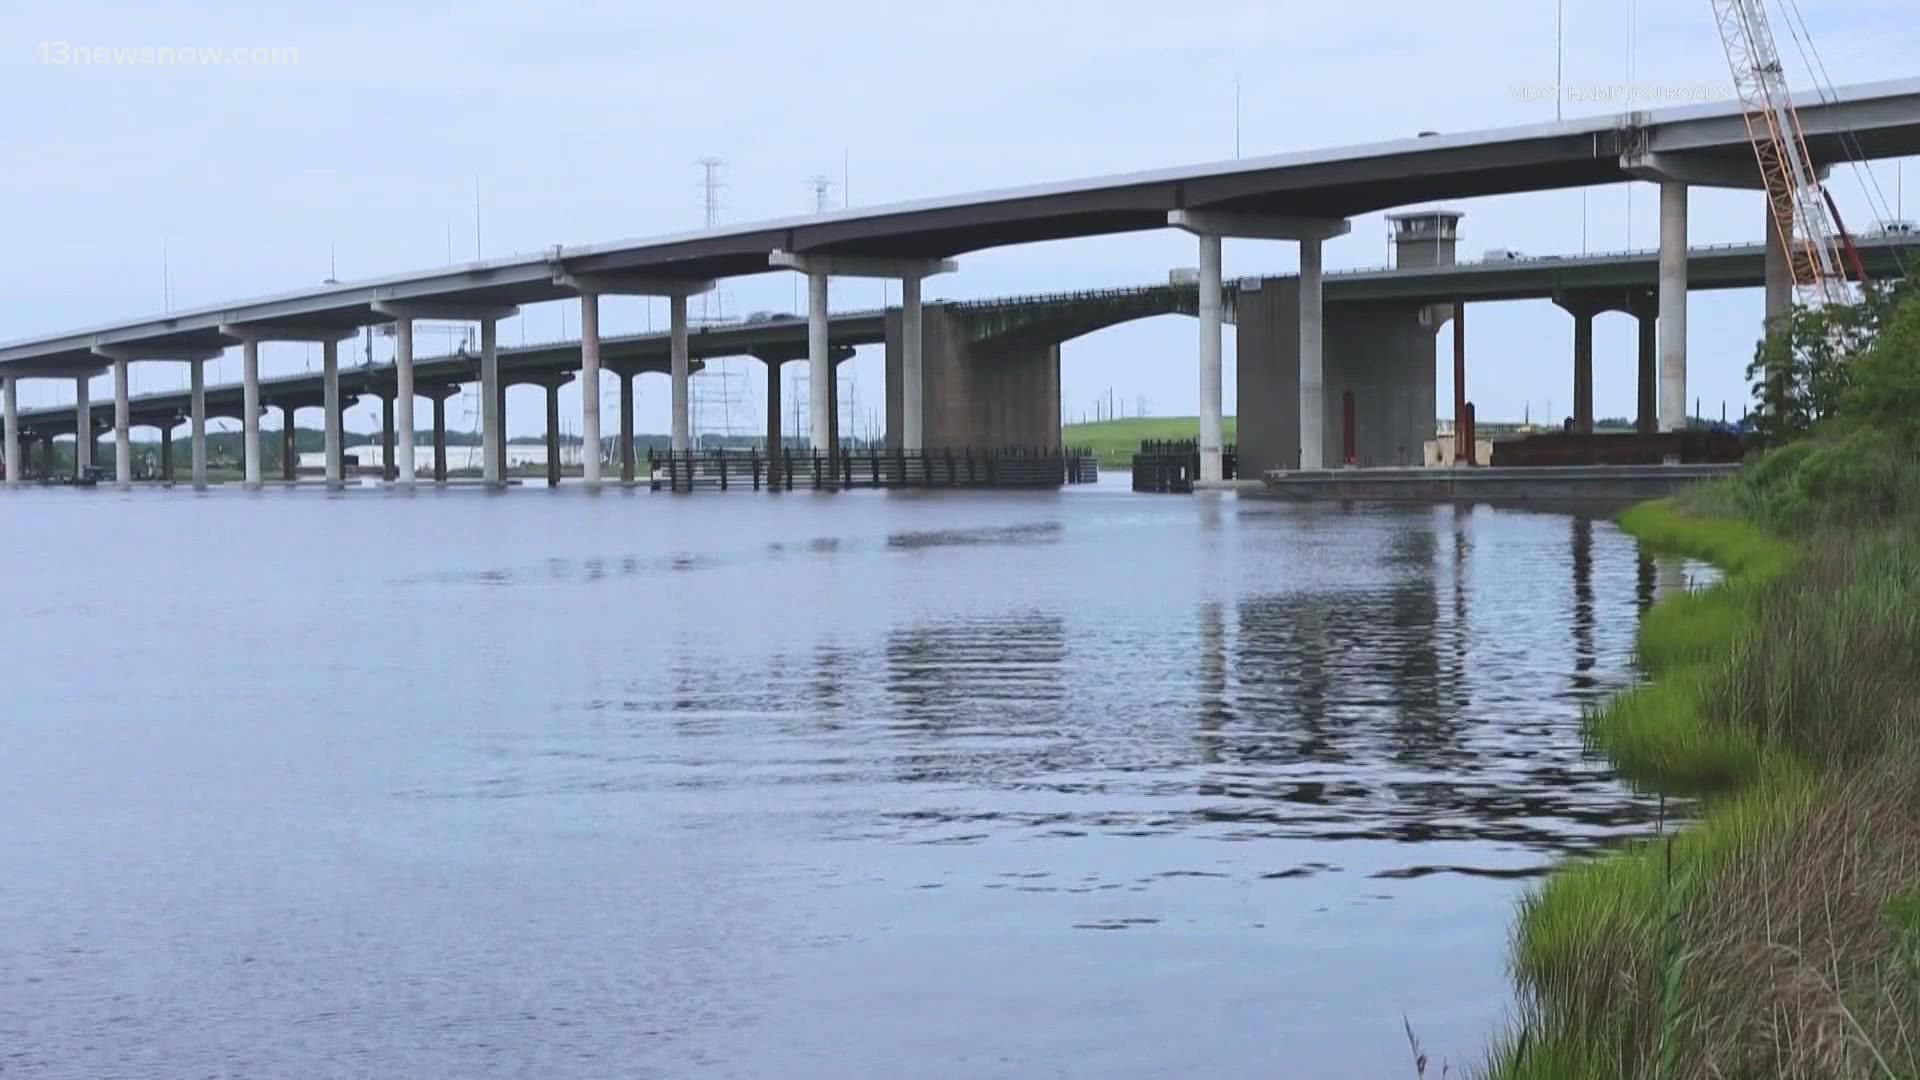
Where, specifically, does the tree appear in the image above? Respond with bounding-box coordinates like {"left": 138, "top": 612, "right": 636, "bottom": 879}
{"left": 1841, "top": 289, "right": 1920, "bottom": 449}
{"left": 1747, "top": 293, "right": 1887, "bottom": 444}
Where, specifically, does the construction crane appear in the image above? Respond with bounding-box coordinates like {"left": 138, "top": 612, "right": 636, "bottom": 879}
{"left": 1708, "top": 0, "right": 1868, "bottom": 307}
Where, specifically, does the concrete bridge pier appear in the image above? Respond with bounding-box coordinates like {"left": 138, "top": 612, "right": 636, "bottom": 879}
{"left": 480, "top": 318, "right": 501, "bottom": 487}
{"left": 754, "top": 346, "right": 847, "bottom": 471}
{"left": 579, "top": 289, "right": 602, "bottom": 485}
{"left": 1659, "top": 181, "right": 1689, "bottom": 431}
{"left": 240, "top": 338, "right": 263, "bottom": 486}
{"left": 1552, "top": 298, "right": 1601, "bottom": 434}
{"left": 544, "top": 377, "right": 562, "bottom": 487}
{"left": 323, "top": 338, "right": 342, "bottom": 487}
{"left": 372, "top": 300, "right": 520, "bottom": 488}
{"left": 771, "top": 252, "right": 956, "bottom": 461}
{"left": 80, "top": 350, "right": 194, "bottom": 485}
{"left": 671, "top": 295, "right": 689, "bottom": 455}
{"left": 160, "top": 421, "right": 174, "bottom": 484}
{"left": 423, "top": 385, "right": 460, "bottom": 483}
{"left": 378, "top": 392, "right": 396, "bottom": 481}
{"left": 549, "top": 272, "right": 711, "bottom": 484}
{"left": 1622, "top": 150, "right": 1784, "bottom": 432}
{"left": 1171, "top": 211, "right": 1349, "bottom": 477}
{"left": 391, "top": 318, "right": 416, "bottom": 485}
{"left": 1573, "top": 308, "right": 1594, "bottom": 434}
{"left": 1764, "top": 202, "right": 1793, "bottom": 336}
{"left": 763, "top": 356, "right": 781, "bottom": 472}
{"left": 618, "top": 367, "right": 636, "bottom": 484}
{"left": 111, "top": 359, "right": 132, "bottom": 487}
{"left": 495, "top": 380, "right": 509, "bottom": 482}
{"left": 809, "top": 274, "right": 831, "bottom": 456}
{"left": 605, "top": 360, "right": 675, "bottom": 485}
{"left": 73, "top": 375, "right": 91, "bottom": 477}
{"left": 221, "top": 326, "right": 357, "bottom": 487}
{"left": 190, "top": 359, "right": 207, "bottom": 488}
{"left": 279, "top": 404, "right": 297, "bottom": 482}
{"left": 2, "top": 376, "right": 16, "bottom": 486}
{"left": 1555, "top": 287, "right": 1662, "bottom": 436}
{"left": 901, "top": 275, "right": 925, "bottom": 452}
{"left": 1634, "top": 294, "right": 1658, "bottom": 434}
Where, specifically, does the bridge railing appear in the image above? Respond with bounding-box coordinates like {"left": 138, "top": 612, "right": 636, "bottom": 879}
{"left": 646, "top": 446, "right": 1098, "bottom": 492}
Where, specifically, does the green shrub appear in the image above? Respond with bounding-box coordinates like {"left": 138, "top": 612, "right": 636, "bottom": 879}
{"left": 1768, "top": 428, "right": 1912, "bottom": 532}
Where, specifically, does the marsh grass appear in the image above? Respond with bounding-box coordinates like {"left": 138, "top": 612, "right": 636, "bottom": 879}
{"left": 1583, "top": 669, "right": 1766, "bottom": 796}
{"left": 1486, "top": 493, "right": 1920, "bottom": 1079}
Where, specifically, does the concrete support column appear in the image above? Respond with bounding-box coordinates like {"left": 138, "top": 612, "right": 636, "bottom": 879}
{"left": 480, "top": 318, "right": 501, "bottom": 487}
{"left": 161, "top": 422, "right": 174, "bottom": 483}
{"left": 1658, "top": 180, "right": 1689, "bottom": 432}
{"left": 380, "top": 394, "right": 396, "bottom": 481}
{"left": 2, "top": 377, "right": 17, "bottom": 486}
{"left": 1299, "top": 236, "right": 1327, "bottom": 470}
{"left": 74, "top": 375, "right": 91, "bottom": 477}
{"left": 901, "top": 275, "right": 925, "bottom": 452}
{"left": 827, "top": 359, "right": 840, "bottom": 457}
{"left": 431, "top": 394, "right": 448, "bottom": 483}
{"left": 545, "top": 379, "right": 561, "bottom": 488}
{"left": 322, "top": 339, "right": 343, "bottom": 487}
{"left": 241, "top": 338, "right": 261, "bottom": 487}
{"left": 579, "top": 290, "right": 602, "bottom": 487}
{"left": 619, "top": 372, "right": 635, "bottom": 484}
{"left": 1636, "top": 302, "right": 1658, "bottom": 435}
{"left": 495, "top": 381, "right": 509, "bottom": 482}
{"left": 280, "top": 405, "right": 296, "bottom": 482}
{"left": 189, "top": 359, "right": 207, "bottom": 489}
{"left": 1196, "top": 232, "right": 1224, "bottom": 482}
{"left": 670, "top": 294, "right": 690, "bottom": 453}
{"left": 765, "top": 358, "right": 782, "bottom": 472}
{"left": 1572, "top": 309, "right": 1595, "bottom": 434}
{"left": 392, "top": 317, "right": 416, "bottom": 484}
{"left": 112, "top": 360, "right": 131, "bottom": 487}
{"left": 335, "top": 398, "right": 350, "bottom": 478}
{"left": 1452, "top": 302, "right": 1469, "bottom": 464}
{"left": 1764, "top": 197, "right": 1793, "bottom": 337}
{"left": 807, "top": 272, "right": 831, "bottom": 457}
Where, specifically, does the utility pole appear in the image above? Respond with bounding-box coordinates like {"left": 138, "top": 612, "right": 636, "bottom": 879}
{"left": 1234, "top": 78, "right": 1242, "bottom": 158}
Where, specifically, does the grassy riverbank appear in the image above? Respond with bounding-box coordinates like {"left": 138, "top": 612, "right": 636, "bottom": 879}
{"left": 1059, "top": 416, "right": 1236, "bottom": 467}
{"left": 1484, "top": 295, "right": 1920, "bottom": 1078}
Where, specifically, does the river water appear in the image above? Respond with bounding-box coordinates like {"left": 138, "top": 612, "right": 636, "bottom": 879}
{"left": 0, "top": 481, "right": 1683, "bottom": 1078}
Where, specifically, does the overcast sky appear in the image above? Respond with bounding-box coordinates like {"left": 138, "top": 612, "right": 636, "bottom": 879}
{"left": 5, "top": 0, "right": 1917, "bottom": 439}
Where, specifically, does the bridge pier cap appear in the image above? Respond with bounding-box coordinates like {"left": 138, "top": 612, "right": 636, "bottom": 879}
{"left": 767, "top": 252, "right": 957, "bottom": 279}
{"left": 548, "top": 272, "right": 715, "bottom": 299}
{"left": 1169, "top": 211, "right": 1349, "bottom": 477}
{"left": 1167, "top": 210, "right": 1351, "bottom": 242}
{"left": 1619, "top": 149, "right": 1787, "bottom": 190}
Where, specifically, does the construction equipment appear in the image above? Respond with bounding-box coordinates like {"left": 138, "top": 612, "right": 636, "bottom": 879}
{"left": 1708, "top": 0, "right": 1868, "bottom": 306}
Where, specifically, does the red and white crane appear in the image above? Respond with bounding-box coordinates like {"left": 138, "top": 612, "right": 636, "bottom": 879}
{"left": 1708, "top": 0, "right": 1868, "bottom": 306}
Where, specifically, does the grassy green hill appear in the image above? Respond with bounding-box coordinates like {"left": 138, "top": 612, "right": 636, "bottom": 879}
{"left": 1062, "top": 416, "right": 1235, "bottom": 467}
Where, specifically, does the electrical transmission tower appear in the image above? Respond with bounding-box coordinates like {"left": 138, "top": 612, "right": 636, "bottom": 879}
{"left": 690, "top": 157, "right": 743, "bottom": 442}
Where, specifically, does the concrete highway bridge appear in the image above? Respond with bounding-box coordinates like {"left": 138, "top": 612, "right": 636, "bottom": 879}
{"left": 13, "top": 231, "right": 1920, "bottom": 484}
{"left": 4, "top": 77, "right": 1920, "bottom": 489}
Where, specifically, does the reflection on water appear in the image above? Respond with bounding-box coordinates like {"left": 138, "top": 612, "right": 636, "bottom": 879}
{"left": 0, "top": 487, "right": 1704, "bottom": 1079}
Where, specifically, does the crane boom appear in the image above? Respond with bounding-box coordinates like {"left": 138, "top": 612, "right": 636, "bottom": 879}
{"left": 1708, "top": 0, "right": 1858, "bottom": 306}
